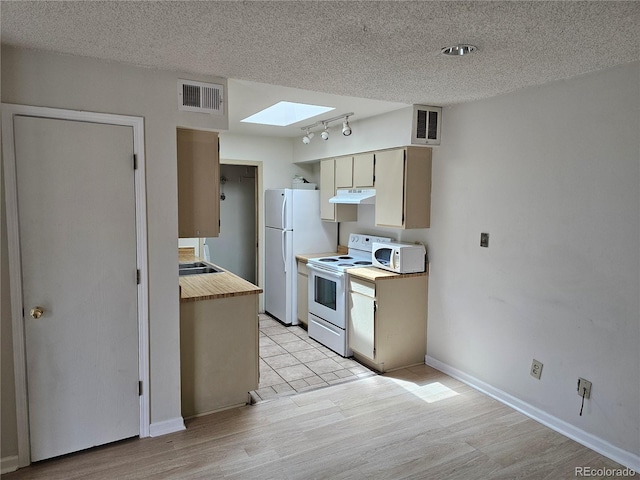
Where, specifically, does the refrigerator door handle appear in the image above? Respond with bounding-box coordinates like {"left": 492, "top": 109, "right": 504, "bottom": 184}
{"left": 281, "top": 230, "right": 287, "bottom": 274}
{"left": 281, "top": 194, "right": 287, "bottom": 230}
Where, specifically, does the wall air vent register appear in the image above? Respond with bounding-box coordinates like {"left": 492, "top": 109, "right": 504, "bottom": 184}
{"left": 411, "top": 105, "right": 442, "bottom": 145}
{"left": 178, "top": 79, "right": 224, "bottom": 114}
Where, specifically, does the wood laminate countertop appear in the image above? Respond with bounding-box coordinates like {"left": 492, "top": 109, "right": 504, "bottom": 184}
{"left": 179, "top": 255, "right": 262, "bottom": 303}
{"left": 347, "top": 267, "right": 428, "bottom": 282}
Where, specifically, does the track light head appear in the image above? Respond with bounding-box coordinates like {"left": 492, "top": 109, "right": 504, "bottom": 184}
{"left": 302, "top": 129, "right": 315, "bottom": 144}
{"left": 342, "top": 118, "right": 352, "bottom": 136}
{"left": 321, "top": 123, "right": 329, "bottom": 140}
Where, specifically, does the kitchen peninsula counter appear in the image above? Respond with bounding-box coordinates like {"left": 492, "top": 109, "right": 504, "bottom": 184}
{"left": 178, "top": 252, "right": 260, "bottom": 418}
{"left": 179, "top": 256, "right": 262, "bottom": 302}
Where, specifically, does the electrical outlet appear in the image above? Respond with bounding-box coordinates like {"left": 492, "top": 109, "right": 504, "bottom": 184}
{"left": 480, "top": 233, "right": 489, "bottom": 248}
{"left": 577, "top": 378, "right": 592, "bottom": 399}
{"left": 530, "top": 359, "right": 543, "bottom": 379}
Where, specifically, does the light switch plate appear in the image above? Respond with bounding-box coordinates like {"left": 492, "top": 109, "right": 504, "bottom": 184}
{"left": 480, "top": 233, "right": 489, "bottom": 248}
{"left": 577, "top": 378, "right": 592, "bottom": 399}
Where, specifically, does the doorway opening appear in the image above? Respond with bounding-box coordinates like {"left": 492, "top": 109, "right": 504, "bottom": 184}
{"left": 205, "top": 164, "right": 258, "bottom": 284}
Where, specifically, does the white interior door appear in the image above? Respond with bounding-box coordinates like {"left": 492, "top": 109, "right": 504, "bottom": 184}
{"left": 14, "top": 115, "right": 140, "bottom": 461}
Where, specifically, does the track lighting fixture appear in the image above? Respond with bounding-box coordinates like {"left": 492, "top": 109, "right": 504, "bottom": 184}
{"left": 342, "top": 117, "right": 351, "bottom": 136}
{"left": 300, "top": 112, "right": 354, "bottom": 144}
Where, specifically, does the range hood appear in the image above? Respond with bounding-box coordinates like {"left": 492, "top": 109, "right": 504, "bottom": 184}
{"left": 329, "top": 188, "right": 376, "bottom": 205}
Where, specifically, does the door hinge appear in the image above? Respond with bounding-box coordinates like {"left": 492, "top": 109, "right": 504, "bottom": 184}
{"left": 138, "top": 381, "right": 143, "bottom": 396}
{"left": 219, "top": 219, "right": 221, "bottom": 227}
{"left": 133, "top": 154, "right": 138, "bottom": 170}
{"left": 136, "top": 269, "right": 141, "bottom": 284}
{"left": 374, "top": 302, "right": 377, "bottom": 313}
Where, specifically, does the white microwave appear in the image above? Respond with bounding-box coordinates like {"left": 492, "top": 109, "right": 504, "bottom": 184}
{"left": 372, "top": 242, "right": 426, "bottom": 274}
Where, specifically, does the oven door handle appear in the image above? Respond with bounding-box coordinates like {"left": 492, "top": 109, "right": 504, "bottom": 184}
{"left": 307, "top": 263, "right": 345, "bottom": 279}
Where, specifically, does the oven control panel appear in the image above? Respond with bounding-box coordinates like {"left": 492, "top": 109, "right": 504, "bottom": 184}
{"left": 348, "top": 233, "right": 393, "bottom": 252}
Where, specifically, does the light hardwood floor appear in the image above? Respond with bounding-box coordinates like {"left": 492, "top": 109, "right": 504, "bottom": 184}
{"left": 4, "top": 365, "right": 635, "bottom": 479}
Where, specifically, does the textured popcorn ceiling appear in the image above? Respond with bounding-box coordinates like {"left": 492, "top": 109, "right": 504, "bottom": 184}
{"left": 2, "top": 1, "right": 639, "bottom": 136}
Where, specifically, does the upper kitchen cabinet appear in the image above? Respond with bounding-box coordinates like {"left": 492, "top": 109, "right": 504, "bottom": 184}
{"left": 177, "top": 128, "right": 220, "bottom": 238}
{"left": 353, "top": 153, "right": 375, "bottom": 188}
{"left": 334, "top": 156, "right": 353, "bottom": 189}
{"left": 374, "top": 147, "right": 432, "bottom": 229}
{"left": 334, "top": 153, "right": 374, "bottom": 189}
{"left": 320, "top": 158, "right": 357, "bottom": 222}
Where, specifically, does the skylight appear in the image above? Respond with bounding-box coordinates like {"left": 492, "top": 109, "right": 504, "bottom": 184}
{"left": 241, "top": 101, "right": 334, "bottom": 126}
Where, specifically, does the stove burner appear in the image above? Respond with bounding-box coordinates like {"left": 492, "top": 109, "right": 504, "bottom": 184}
{"left": 319, "top": 258, "right": 339, "bottom": 262}
{"left": 338, "top": 256, "right": 353, "bottom": 260}
{"left": 354, "top": 261, "right": 372, "bottom": 265}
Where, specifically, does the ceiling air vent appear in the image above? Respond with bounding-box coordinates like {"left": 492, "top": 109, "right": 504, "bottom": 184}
{"left": 411, "top": 105, "right": 442, "bottom": 145}
{"left": 178, "top": 80, "right": 224, "bottom": 115}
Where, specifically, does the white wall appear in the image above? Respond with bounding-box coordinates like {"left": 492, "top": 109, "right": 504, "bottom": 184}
{"left": 1, "top": 45, "right": 228, "bottom": 459}
{"left": 221, "top": 132, "right": 316, "bottom": 185}
{"left": 1, "top": 155, "right": 18, "bottom": 468}
{"left": 336, "top": 62, "right": 640, "bottom": 464}
{"left": 428, "top": 62, "right": 639, "bottom": 460}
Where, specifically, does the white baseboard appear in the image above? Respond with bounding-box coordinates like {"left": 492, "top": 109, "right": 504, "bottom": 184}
{"left": 149, "top": 417, "right": 185, "bottom": 437}
{"left": 425, "top": 355, "right": 640, "bottom": 472}
{"left": 1, "top": 455, "right": 19, "bottom": 474}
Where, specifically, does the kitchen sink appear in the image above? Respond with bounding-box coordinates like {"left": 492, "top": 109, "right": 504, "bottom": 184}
{"left": 179, "top": 263, "right": 223, "bottom": 276}
{"left": 179, "top": 262, "right": 209, "bottom": 268}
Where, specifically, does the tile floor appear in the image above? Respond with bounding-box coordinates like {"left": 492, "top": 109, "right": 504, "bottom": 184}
{"left": 251, "top": 313, "right": 376, "bottom": 402}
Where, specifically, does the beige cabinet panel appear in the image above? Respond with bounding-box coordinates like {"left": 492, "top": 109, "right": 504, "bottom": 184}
{"left": 335, "top": 156, "right": 354, "bottom": 188}
{"left": 320, "top": 159, "right": 337, "bottom": 221}
{"left": 374, "top": 149, "right": 405, "bottom": 227}
{"left": 320, "top": 158, "right": 357, "bottom": 222}
{"left": 297, "top": 261, "right": 309, "bottom": 326}
{"left": 177, "top": 129, "right": 220, "bottom": 238}
{"left": 180, "top": 295, "right": 259, "bottom": 417}
{"left": 374, "top": 147, "right": 432, "bottom": 229}
{"left": 353, "top": 153, "right": 375, "bottom": 188}
{"left": 349, "top": 288, "right": 376, "bottom": 361}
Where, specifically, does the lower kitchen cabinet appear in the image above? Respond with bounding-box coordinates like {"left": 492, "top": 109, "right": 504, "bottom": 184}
{"left": 348, "top": 273, "right": 428, "bottom": 372}
{"left": 180, "top": 294, "right": 259, "bottom": 417}
{"left": 296, "top": 260, "right": 309, "bottom": 326}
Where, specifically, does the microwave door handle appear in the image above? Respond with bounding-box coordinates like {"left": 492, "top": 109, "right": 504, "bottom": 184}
{"left": 390, "top": 251, "right": 396, "bottom": 270}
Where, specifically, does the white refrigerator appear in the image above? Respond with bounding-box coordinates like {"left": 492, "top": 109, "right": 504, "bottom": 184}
{"left": 264, "top": 189, "right": 337, "bottom": 325}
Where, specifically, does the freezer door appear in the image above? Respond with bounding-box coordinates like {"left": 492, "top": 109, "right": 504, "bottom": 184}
{"left": 264, "top": 226, "right": 293, "bottom": 324}
{"left": 290, "top": 190, "right": 337, "bottom": 254}
{"left": 265, "top": 189, "right": 293, "bottom": 230}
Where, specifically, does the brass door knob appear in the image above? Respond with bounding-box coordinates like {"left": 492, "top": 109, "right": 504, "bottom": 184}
{"left": 29, "top": 306, "right": 44, "bottom": 319}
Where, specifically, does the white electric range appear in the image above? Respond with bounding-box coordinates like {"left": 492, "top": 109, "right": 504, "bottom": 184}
{"left": 307, "top": 233, "right": 393, "bottom": 356}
